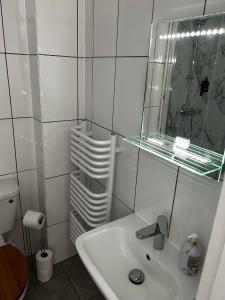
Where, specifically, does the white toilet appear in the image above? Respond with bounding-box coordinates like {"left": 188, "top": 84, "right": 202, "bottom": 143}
{"left": 0, "top": 178, "right": 28, "bottom": 300}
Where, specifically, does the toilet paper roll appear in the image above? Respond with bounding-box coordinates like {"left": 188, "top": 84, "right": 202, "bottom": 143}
{"left": 36, "top": 249, "right": 53, "bottom": 283}
{"left": 23, "top": 210, "right": 45, "bottom": 230}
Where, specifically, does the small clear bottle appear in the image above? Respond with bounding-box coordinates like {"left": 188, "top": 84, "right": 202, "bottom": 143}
{"left": 178, "top": 233, "right": 203, "bottom": 276}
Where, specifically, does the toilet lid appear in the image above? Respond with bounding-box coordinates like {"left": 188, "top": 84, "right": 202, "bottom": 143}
{"left": 0, "top": 244, "right": 28, "bottom": 300}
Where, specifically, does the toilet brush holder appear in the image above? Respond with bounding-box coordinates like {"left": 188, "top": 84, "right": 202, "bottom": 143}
{"left": 36, "top": 249, "right": 53, "bottom": 283}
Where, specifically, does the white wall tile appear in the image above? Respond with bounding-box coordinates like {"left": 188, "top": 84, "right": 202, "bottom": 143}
{"left": 78, "top": 0, "right": 86, "bottom": 57}
{"left": 0, "top": 55, "right": 11, "bottom": 119}
{"left": 78, "top": 0, "right": 94, "bottom": 57}
{"left": 8, "top": 219, "right": 24, "bottom": 254}
{"left": 37, "top": 172, "right": 45, "bottom": 212}
{"left": 0, "top": 7, "right": 4, "bottom": 52}
{"left": 117, "top": 0, "right": 153, "bottom": 56}
{"left": 135, "top": 151, "right": 178, "bottom": 224}
{"left": 42, "top": 121, "right": 75, "bottom": 178}
{"left": 111, "top": 197, "right": 133, "bottom": 221}
{"left": 47, "top": 221, "right": 76, "bottom": 264}
{"left": 153, "top": 0, "right": 205, "bottom": 23}
{"left": 78, "top": 58, "right": 93, "bottom": 119}
{"left": 18, "top": 169, "right": 39, "bottom": 217}
{"left": 13, "top": 118, "right": 36, "bottom": 171}
{"left": 113, "top": 137, "right": 138, "bottom": 210}
{"left": 80, "top": 58, "right": 93, "bottom": 121}
{"left": 7, "top": 54, "right": 33, "bottom": 117}
{"left": 92, "top": 123, "right": 111, "bottom": 141}
{"left": 36, "top": 0, "right": 77, "bottom": 56}
{"left": 205, "top": 0, "right": 225, "bottom": 14}
{"left": 0, "top": 173, "right": 17, "bottom": 181}
{"left": 39, "top": 56, "right": 77, "bottom": 122}
{"left": 29, "top": 56, "right": 41, "bottom": 120}
{"left": 25, "top": 0, "right": 37, "bottom": 54}
{"left": 45, "top": 175, "right": 70, "bottom": 226}
{"left": 113, "top": 57, "right": 147, "bottom": 136}
{"left": 94, "top": 0, "right": 118, "bottom": 56}
{"left": 34, "top": 119, "right": 44, "bottom": 176}
{"left": 2, "top": 0, "right": 28, "bottom": 53}
{"left": 93, "top": 58, "right": 115, "bottom": 130}
{"left": 78, "top": 59, "right": 85, "bottom": 119}
{"left": 0, "top": 120, "right": 16, "bottom": 175}
{"left": 169, "top": 170, "right": 222, "bottom": 253}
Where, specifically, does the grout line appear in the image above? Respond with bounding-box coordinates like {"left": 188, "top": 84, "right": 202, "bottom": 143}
{"left": 0, "top": 52, "right": 30, "bottom": 55}
{"left": 79, "top": 55, "right": 148, "bottom": 59}
{"left": 168, "top": 167, "right": 180, "bottom": 237}
{"left": 6, "top": 52, "right": 30, "bottom": 56}
{"left": 86, "top": 119, "right": 126, "bottom": 138}
{"left": 47, "top": 219, "right": 70, "bottom": 228}
{"left": 61, "top": 263, "right": 82, "bottom": 300}
{"left": 45, "top": 172, "right": 71, "bottom": 180}
{"left": 133, "top": 0, "right": 155, "bottom": 211}
{"left": 76, "top": 0, "right": 79, "bottom": 121}
{"left": 0, "top": 169, "right": 40, "bottom": 180}
{"left": 95, "top": 178, "right": 134, "bottom": 213}
{"left": 38, "top": 53, "right": 149, "bottom": 59}
{"left": 0, "top": 171, "right": 17, "bottom": 177}
{"left": 0, "top": 116, "right": 33, "bottom": 121}
{"left": 33, "top": 117, "right": 83, "bottom": 124}
{"left": 111, "top": 0, "right": 120, "bottom": 131}
{"left": 83, "top": 55, "right": 149, "bottom": 58}
{"left": 203, "top": 0, "right": 207, "bottom": 15}
{"left": 113, "top": 194, "right": 134, "bottom": 213}
{"left": 18, "top": 168, "right": 37, "bottom": 173}
{"left": 93, "top": 0, "right": 95, "bottom": 57}
{"left": 89, "top": 0, "right": 95, "bottom": 129}
{"left": 39, "top": 53, "right": 78, "bottom": 59}
{"left": 132, "top": 148, "right": 141, "bottom": 211}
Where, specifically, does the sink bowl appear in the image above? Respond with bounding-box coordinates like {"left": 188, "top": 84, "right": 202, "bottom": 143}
{"left": 76, "top": 214, "right": 200, "bottom": 300}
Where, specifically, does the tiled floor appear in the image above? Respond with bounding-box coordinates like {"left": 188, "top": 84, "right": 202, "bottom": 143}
{"left": 24, "top": 255, "right": 105, "bottom": 300}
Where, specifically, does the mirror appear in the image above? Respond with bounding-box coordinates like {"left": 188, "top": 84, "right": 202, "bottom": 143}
{"left": 141, "top": 13, "right": 225, "bottom": 181}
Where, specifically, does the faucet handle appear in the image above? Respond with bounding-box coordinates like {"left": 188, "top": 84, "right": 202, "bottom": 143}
{"left": 157, "top": 215, "right": 168, "bottom": 236}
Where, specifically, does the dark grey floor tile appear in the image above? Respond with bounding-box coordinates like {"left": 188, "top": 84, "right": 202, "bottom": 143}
{"left": 28, "top": 258, "right": 64, "bottom": 290}
{"left": 90, "top": 293, "right": 106, "bottom": 300}
{"left": 62, "top": 255, "right": 100, "bottom": 300}
{"left": 24, "top": 273, "right": 79, "bottom": 300}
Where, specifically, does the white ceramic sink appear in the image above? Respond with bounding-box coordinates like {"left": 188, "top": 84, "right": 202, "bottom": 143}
{"left": 76, "top": 214, "right": 200, "bottom": 300}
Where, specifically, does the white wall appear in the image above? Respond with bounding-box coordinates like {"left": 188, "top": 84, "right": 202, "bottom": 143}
{"left": 2, "top": 0, "right": 224, "bottom": 265}
{"left": 85, "top": 0, "right": 224, "bottom": 260}
{"left": 0, "top": 0, "right": 39, "bottom": 254}
{"left": 32, "top": 0, "right": 83, "bottom": 263}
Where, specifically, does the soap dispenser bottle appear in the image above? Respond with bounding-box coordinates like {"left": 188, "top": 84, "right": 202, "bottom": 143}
{"left": 178, "top": 233, "right": 202, "bottom": 276}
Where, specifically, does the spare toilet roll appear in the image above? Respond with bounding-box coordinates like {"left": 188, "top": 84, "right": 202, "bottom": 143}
{"left": 36, "top": 249, "right": 53, "bottom": 283}
{"left": 23, "top": 210, "right": 45, "bottom": 230}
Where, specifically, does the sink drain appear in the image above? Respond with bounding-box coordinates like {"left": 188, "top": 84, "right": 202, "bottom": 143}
{"left": 128, "top": 269, "right": 145, "bottom": 285}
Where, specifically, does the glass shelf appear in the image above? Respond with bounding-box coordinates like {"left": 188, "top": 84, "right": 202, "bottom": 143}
{"left": 124, "top": 133, "right": 224, "bottom": 180}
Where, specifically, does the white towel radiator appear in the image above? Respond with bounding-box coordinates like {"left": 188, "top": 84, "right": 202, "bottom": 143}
{"left": 70, "top": 121, "right": 116, "bottom": 243}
